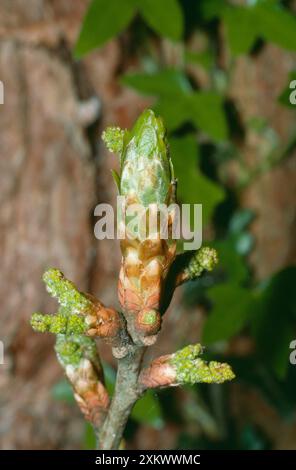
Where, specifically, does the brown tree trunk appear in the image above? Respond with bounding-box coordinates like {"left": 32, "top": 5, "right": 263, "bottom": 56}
{"left": 0, "top": 0, "right": 149, "bottom": 449}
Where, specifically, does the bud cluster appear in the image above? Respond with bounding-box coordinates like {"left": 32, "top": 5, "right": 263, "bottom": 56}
{"left": 31, "top": 109, "right": 235, "bottom": 441}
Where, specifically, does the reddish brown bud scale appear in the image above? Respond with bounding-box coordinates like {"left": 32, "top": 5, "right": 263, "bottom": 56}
{"left": 118, "top": 235, "right": 176, "bottom": 344}
{"left": 73, "top": 382, "right": 109, "bottom": 427}
{"left": 65, "top": 358, "right": 110, "bottom": 427}
{"left": 139, "top": 355, "right": 176, "bottom": 388}
{"left": 136, "top": 308, "right": 161, "bottom": 336}
{"left": 84, "top": 295, "right": 126, "bottom": 349}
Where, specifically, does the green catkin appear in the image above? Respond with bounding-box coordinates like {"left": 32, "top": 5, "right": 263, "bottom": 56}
{"left": 185, "top": 247, "right": 218, "bottom": 280}
{"left": 171, "top": 344, "right": 235, "bottom": 385}
{"left": 43, "top": 268, "right": 92, "bottom": 314}
{"left": 30, "top": 311, "right": 86, "bottom": 335}
{"left": 55, "top": 334, "right": 98, "bottom": 368}
{"left": 102, "top": 126, "right": 127, "bottom": 154}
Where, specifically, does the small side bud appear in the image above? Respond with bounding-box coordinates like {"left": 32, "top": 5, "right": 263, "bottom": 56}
{"left": 102, "top": 126, "right": 126, "bottom": 154}
{"left": 139, "top": 343, "right": 235, "bottom": 389}
{"left": 136, "top": 309, "right": 161, "bottom": 336}
{"left": 180, "top": 247, "right": 218, "bottom": 284}
{"left": 171, "top": 344, "right": 235, "bottom": 385}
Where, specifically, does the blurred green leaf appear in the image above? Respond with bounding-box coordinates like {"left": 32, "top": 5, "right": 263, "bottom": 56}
{"left": 240, "top": 424, "right": 268, "bottom": 450}
{"left": 189, "top": 93, "right": 228, "bottom": 141}
{"left": 123, "top": 70, "right": 227, "bottom": 140}
{"left": 170, "top": 136, "right": 225, "bottom": 223}
{"left": 51, "top": 379, "right": 75, "bottom": 405}
{"left": 185, "top": 50, "right": 214, "bottom": 70}
{"left": 154, "top": 96, "right": 191, "bottom": 131}
{"left": 223, "top": 6, "right": 257, "bottom": 55}
{"left": 203, "top": 266, "right": 296, "bottom": 375}
{"left": 230, "top": 357, "right": 296, "bottom": 418}
{"left": 213, "top": 239, "right": 250, "bottom": 284}
{"left": 156, "top": 93, "right": 228, "bottom": 140}
{"left": 139, "top": 0, "right": 183, "bottom": 41}
{"left": 103, "top": 362, "right": 116, "bottom": 396}
{"left": 74, "top": 0, "right": 136, "bottom": 57}
{"left": 250, "top": 267, "right": 296, "bottom": 379}
{"left": 131, "top": 390, "right": 164, "bottom": 428}
{"left": 83, "top": 422, "right": 97, "bottom": 449}
{"left": 204, "top": 1, "right": 296, "bottom": 54}
{"left": 122, "top": 69, "right": 191, "bottom": 96}
{"left": 202, "top": 284, "right": 253, "bottom": 344}
{"left": 254, "top": 1, "right": 296, "bottom": 51}
{"left": 201, "top": 0, "right": 226, "bottom": 20}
